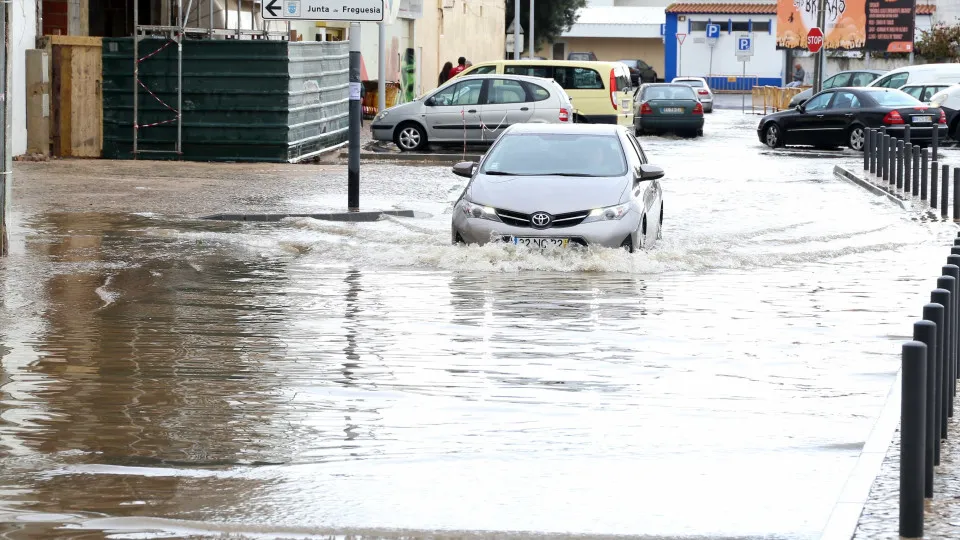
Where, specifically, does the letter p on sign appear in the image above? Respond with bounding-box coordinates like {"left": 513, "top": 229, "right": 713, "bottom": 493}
{"left": 807, "top": 27, "right": 824, "bottom": 53}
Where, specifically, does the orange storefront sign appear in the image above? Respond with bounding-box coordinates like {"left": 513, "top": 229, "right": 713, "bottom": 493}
{"left": 776, "top": 0, "right": 867, "bottom": 50}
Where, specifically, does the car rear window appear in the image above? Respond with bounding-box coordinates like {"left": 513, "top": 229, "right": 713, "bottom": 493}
{"left": 523, "top": 81, "right": 551, "bottom": 102}
{"left": 504, "top": 65, "right": 605, "bottom": 90}
{"left": 643, "top": 85, "right": 696, "bottom": 100}
{"left": 480, "top": 133, "right": 627, "bottom": 177}
{"left": 675, "top": 79, "right": 705, "bottom": 88}
{"left": 869, "top": 90, "right": 923, "bottom": 106}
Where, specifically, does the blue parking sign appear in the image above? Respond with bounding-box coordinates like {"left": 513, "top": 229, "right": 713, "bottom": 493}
{"left": 706, "top": 23, "right": 720, "bottom": 39}
{"left": 738, "top": 37, "right": 751, "bottom": 51}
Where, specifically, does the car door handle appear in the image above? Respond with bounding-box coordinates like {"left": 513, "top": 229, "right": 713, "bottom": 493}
{"left": 844, "top": 113, "right": 854, "bottom": 117}
{"left": 520, "top": 107, "right": 529, "bottom": 111}
{"left": 467, "top": 109, "right": 477, "bottom": 113}
{"left": 816, "top": 114, "right": 825, "bottom": 118}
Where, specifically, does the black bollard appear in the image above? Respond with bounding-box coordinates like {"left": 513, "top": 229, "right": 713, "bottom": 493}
{"left": 925, "top": 299, "right": 945, "bottom": 466}
{"left": 922, "top": 149, "right": 929, "bottom": 202}
{"left": 900, "top": 340, "right": 926, "bottom": 539}
{"left": 933, "top": 120, "right": 939, "bottom": 162}
{"left": 937, "top": 274, "right": 956, "bottom": 426}
{"left": 905, "top": 124, "right": 912, "bottom": 144}
{"left": 897, "top": 141, "right": 905, "bottom": 191}
{"left": 933, "top": 161, "right": 940, "bottom": 209}
{"left": 864, "top": 129, "right": 871, "bottom": 171}
{"left": 891, "top": 137, "right": 898, "bottom": 187}
{"left": 934, "top": 287, "right": 952, "bottom": 443}
{"left": 944, "top": 265, "right": 960, "bottom": 396}
{"left": 914, "top": 318, "right": 937, "bottom": 498}
{"left": 954, "top": 167, "right": 960, "bottom": 221}
{"left": 913, "top": 145, "right": 921, "bottom": 197}
{"left": 943, "top": 164, "right": 950, "bottom": 218}
{"left": 905, "top": 143, "right": 913, "bottom": 195}
{"left": 953, "top": 247, "right": 960, "bottom": 256}
{"left": 882, "top": 135, "right": 890, "bottom": 182}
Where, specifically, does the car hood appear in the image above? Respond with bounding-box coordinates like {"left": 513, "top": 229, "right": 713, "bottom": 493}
{"left": 467, "top": 175, "right": 630, "bottom": 214}
{"left": 761, "top": 109, "right": 799, "bottom": 123}
{"left": 381, "top": 101, "right": 423, "bottom": 118}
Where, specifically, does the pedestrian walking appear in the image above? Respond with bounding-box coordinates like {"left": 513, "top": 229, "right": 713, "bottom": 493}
{"left": 438, "top": 61, "right": 454, "bottom": 86}
{"left": 449, "top": 57, "right": 467, "bottom": 78}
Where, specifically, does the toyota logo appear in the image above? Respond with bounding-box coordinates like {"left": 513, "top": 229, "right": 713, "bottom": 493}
{"left": 531, "top": 212, "right": 552, "bottom": 228}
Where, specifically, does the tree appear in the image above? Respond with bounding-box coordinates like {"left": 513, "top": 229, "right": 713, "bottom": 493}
{"left": 915, "top": 23, "right": 960, "bottom": 62}
{"left": 505, "top": 0, "right": 588, "bottom": 53}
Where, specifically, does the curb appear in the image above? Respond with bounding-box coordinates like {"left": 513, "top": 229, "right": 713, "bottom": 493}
{"left": 833, "top": 165, "right": 910, "bottom": 210}
{"left": 339, "top": 151, "right": 485, "bottom": 164}
{"left": 199, "top": 210, "right": 417, "bottom": 222}
{"left": 820, "top": 369, "right": 902, "bottom": 540}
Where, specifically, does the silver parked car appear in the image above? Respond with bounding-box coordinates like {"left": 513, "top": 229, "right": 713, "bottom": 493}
{"left": 371, "top": 74, "right": 574, "bottom": 152}
{"left": 671, "top": 76, "right": 714, "bottom": 112}
{"left": 450, "top": 123, "right": 665, "bottom": 252}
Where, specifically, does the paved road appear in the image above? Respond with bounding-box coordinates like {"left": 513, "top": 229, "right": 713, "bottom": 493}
{"left": 0, "top": 111, "right": 957, "bottom": 539}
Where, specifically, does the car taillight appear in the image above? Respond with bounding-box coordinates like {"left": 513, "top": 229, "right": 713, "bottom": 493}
{"left": 940, "top": 109, "right": 947, "bottom": 124}
{"left": 698, "top": 89, "right": 709, "bottom": 95}
{"left": 883, "top": 110, "right": 905, "bottom": 125}
{"left": 693, "top": 102, "right": 704, "bottom": 115}
{"left": 609, "top": 68, "right": 617, "bottom": 111}
{"left": 559, "top": 107, "right": 570, "bottom": 122}
{"left": 640, "top": 102, "right": 653, "bottom": 115}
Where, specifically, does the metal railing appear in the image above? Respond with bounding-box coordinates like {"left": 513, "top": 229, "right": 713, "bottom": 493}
{"left": 862, "top": 126, "right": 958, "bottom": 219}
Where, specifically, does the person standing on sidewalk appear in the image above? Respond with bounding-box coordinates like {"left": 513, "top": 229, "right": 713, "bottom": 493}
{"left": 449, "top": 57, "right": 467, "bottom": 78}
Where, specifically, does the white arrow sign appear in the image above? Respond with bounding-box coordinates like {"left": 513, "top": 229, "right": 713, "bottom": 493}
{"left": 262, "top": 0, "right": 385, "bottom": 21}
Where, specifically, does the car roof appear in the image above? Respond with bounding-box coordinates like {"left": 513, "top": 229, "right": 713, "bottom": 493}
{"left": 672, "top": 76, "right": 706, "bottom": 80}
{"left": 468, "top": 59, "right": 624, "bottom": 69}
{"left": 831, "top": 69, "right": 887, "bottom": 75}
{"left": 505, "top": 123, "right": 625, "bottom": 136}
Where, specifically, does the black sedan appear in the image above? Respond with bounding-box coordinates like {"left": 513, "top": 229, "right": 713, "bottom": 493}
{"left": 758, "top": 87, "right": 949, "bottom": 151}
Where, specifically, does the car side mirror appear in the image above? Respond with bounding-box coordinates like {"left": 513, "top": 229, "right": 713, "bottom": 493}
{"left": 424, "top": 97, "right": 435, "bottom": 106}
{"left": 452, "top": 161, "right": 476, "bottom": 178}
{"left": 637, "top": 163, "right": 664, "bottom": 181}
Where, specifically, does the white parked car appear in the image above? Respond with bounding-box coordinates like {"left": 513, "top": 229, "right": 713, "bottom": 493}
{"left": 930, "top": 85, "right": 960, "bottom": 140}
{"left": 371, "top": 74, "right": 574, "bottom": 152}
{"left": 671, "top": 77, "right": 714, "bottom": 113}
{"left": 869, "top": 64, "right": 960, "bottom": 90}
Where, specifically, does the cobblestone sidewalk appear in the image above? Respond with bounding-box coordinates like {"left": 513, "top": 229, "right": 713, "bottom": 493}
{"left": 854, "top": 411, "right": 960, "bottom": 539}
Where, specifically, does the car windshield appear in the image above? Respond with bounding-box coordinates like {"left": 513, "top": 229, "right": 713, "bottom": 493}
{"left": 868, "top": 91, "right": 923, "bottom": 107}
{"left": 643, "top": 85, "right": 697, "bottom": 100}
{"left": 480, "top": 133, "right": 628, "bottom": 177}
{"left": 676, "top": 80, "right": 705, "bottom": 88}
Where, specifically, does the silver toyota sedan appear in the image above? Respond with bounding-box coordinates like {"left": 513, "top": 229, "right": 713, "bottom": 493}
{"left": 451, "top": 124, "right": 665, "bottom": 252}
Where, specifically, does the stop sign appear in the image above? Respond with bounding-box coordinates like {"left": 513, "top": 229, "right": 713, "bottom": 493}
{"left": 807, "top": 27, "right": 824, "bottom": 53}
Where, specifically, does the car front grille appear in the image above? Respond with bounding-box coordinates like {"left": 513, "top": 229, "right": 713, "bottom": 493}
{"left": 494, "top": 208, "right": 590, "bottom": 229}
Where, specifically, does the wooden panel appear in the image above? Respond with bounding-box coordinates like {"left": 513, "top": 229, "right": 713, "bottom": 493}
{"left": 26, "top": 50, "right": 51, "bottom": 155}
{"left": 47, "top": 37, "right": 102, "bottom": 158}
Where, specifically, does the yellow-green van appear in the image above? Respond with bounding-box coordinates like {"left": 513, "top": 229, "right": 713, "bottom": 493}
{"left": 454, "top": 60, "right": 635, "bottom": 126}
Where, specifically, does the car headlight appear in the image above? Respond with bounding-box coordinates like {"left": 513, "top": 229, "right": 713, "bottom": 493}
{"left": 457, "top": 199, "right": 501, "bottom": 221}
{"left": 582, "top": 203, "right": 630, "bottom": 223}
{"left": 374, "top": 110, "right": 389, "bottom": 122}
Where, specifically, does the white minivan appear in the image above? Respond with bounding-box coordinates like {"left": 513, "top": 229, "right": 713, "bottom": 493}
{"left": 868, "top": 64, "right": 960, "bottom": 90}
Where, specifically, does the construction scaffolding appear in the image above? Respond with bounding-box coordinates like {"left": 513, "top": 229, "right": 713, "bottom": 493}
{"left": 131, "top": 0, "right": 292, "bottom": 159}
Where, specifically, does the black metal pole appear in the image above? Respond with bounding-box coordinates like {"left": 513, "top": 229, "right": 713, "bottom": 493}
{"left": 926, "top": 298, "right": 946, "bottom": 466}
{"left": 891, "top": 137, "right": 897, "bottom": 187}
{"left": 347, "top": 23, "right": 361, "bottom": 212}
{"left": 939, "top": 272, "right": 957, "bottom": 421}
{"left": 934, "top": 287, "right": 952, "bottom": 444}
{"left": 954, "top": 167, "right": 960, "bottom": 221}
{"left": 900, "top": 340, "right": 926, "bottom": 539}
{"left": 915, "top": 318, "right": 938, "bottom": 498}
{"left": 932, "top": 161, "right": 940, "bottom": 210}
{"left": 882, "top": 135, "right": 890, "bottom": 182}
{"left": 933, "top": 120, "right": 939, "bottom": 162}
{"left": 905, "top": 124, "right": 912, "bottom": 145}
{"left": 898, "top": 141, "right": 906, "bottom": 192}
{"left": 905, "top": 142, "right": 913, "bottom": 195}
{"left": 864, "top": 129, "right": 871, "bottom": 171}
{"left": 922, "top": 148, "right": 929, "bottom": 202}
{"left": 943, "top": 164, "right": 950, "bottom": 218}
{"left": 913, "top": 145, "right": 921, "bottom": 197}
{"left": 871, "top": 129, "right": 879, "bottom": 176}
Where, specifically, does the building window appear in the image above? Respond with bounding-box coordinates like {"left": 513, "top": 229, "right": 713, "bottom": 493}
{"left": 691, "top": 20, "right": 770, "bottom": 32}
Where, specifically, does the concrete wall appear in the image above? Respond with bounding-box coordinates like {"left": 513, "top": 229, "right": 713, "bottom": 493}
{"left": 537, "top": 37, "right": 665, "bottom": 77}
{"left": 13, "top": 0, "right": 38, "bottom": 156}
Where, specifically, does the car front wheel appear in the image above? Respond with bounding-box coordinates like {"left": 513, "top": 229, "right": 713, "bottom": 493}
{"left": 848, "top": 125, "right": 865, "bottom": 151}
{"left": 395, "top": 122, "right": 427, "bottom": 152}
{"left": 764, "top": 123, "right": 783, "bottom": 148}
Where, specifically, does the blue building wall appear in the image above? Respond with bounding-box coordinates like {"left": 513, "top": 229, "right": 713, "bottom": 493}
{"left": 664, "top": 13, "right": 678, "bottom": 82}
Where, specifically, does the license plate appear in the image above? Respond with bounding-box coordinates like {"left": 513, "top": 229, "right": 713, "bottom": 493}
{"left": 512, "top": 237, "right": 569, "bottom": 249}
{"left": 913, "top": 116, "right": 933, "bottom": 124}
{"left": 662, "top": 107, "right": 684, "bottom": 114}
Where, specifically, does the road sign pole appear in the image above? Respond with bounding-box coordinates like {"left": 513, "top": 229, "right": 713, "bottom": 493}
{"left": 813, "top": 0, "right": 827, "bottom": 93}
{"left": 513, "top": 0, "right": 520, "bottom": 60}
{"left": 378, "top": 22, "right": 386, "bottom": 112}
{"left": 678, "top": 36, "right": 682, "bottom": 77}
{"left": 742, "top": 60, "right": 746, "bottom": 113}
{"left": 348, "top": 23, "right": 361, "bottom": 211}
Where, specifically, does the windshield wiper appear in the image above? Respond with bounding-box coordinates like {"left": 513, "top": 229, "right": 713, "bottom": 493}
{"left": 540, "top": 172, "right": 603, "bottom": 177}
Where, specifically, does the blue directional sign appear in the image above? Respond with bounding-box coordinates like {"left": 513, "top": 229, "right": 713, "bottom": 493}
{"left": 706, "top": 23, "right": 721, "bottom": 39}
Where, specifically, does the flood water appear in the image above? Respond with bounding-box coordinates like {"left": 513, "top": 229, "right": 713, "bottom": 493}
{"left": 1, "top": 111, "right": 958, "bottom": 539}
